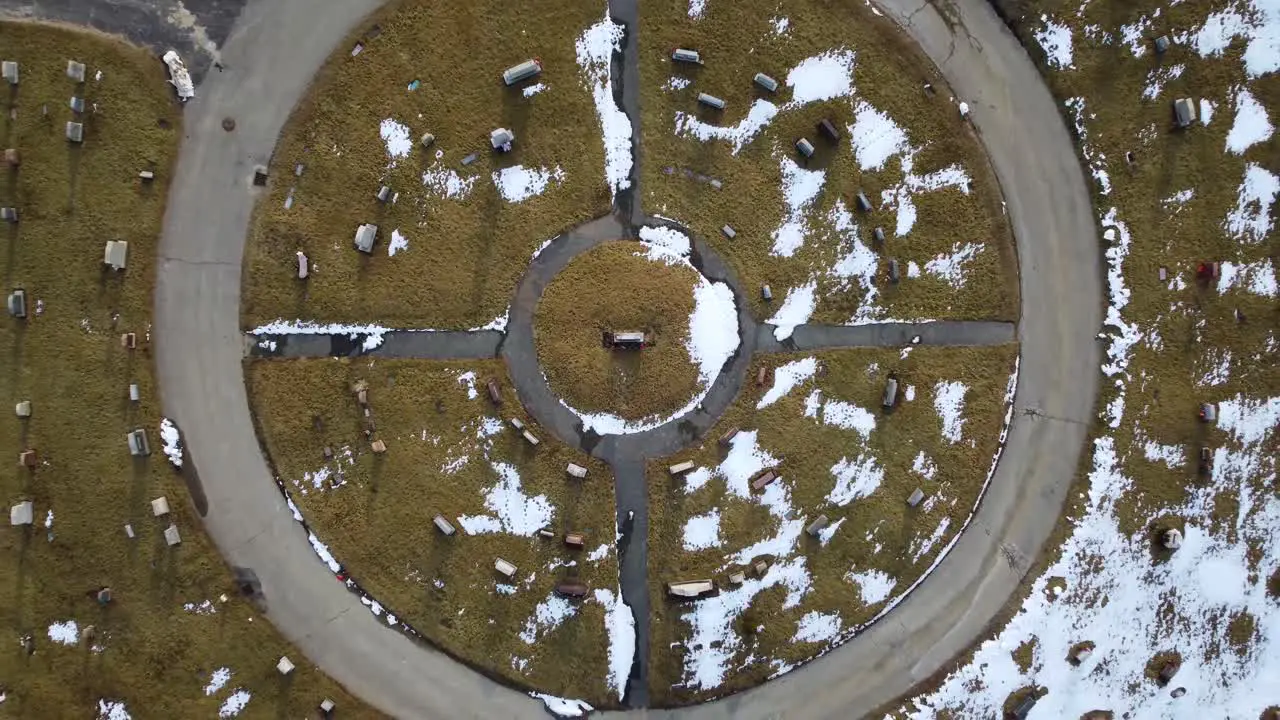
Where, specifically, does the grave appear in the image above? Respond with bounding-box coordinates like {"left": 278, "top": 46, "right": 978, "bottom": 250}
{"left": 10, "top": 501, "right": 33, "bottom": 526}
{"left": 1068, "top": 643, "right": 1094, "bottom": 665}
{"left": 887, "top": 258, "right": 901, "bottom": 284}
{"left": 1172, "top": 98, "right": 1196, "bottom": 128}
{"left": 104, "top": 240, "right": 129, "bottom": 271}
{"left": 555, "top": 580, "right": 589, "bottom": 598}
{"left": 1198, "top": 402, "right": 1216, "bottom": 423}
{"left": 1, "top": 207, "right": 16, "bottom": 223}
{"left": 672, "top": 49, "right": 702, "bottom": 64}
{"left": 490, "top": 128, "right": 515, "bottom": 151}
{"left": 751, "top": 469, "right": 778, "bottom": 490}
{"left": 151, "top": 496, "right": 171, "bottom": 516}
{"left": 487, "top": 380, "right": 502, "bottom": 406}
{"left": 297, "top": 251, "right": 309, "bottom": 279}
{"left": 883, "top": 377, "right": 899, "bottom": 410}
{"left": 139, "top": 170, "right": 155, "bottom": 182}
{"left": 728, "top": 571, "right": 745, "bottom": 585}
{"left": 855, "top": 191, "right": 873, "bottom": 212}
{"left": 1162, "top": 528, "right": 1183, "bottom": 550}
{"left": 3, "top": 148, "right": 17, "bottom": 167}
{"left": 67, "top": 60, "right": 86, "bottom": 82}
{"left": 817, "top": 119, "right": 840, "bottom": 142}
{"left": 667, "top": 579, "right": 714, "bottom": 599}
{"left": 564, "top": 532, "right": 585, "bottom": 548}
{"left": 376, "top": 185, "right": 392, "bottom": 203}
{"left": 495, "top": 558, "right": 518, "bottom": 579}
{"left": 420, "top": 133, "right": 436, "bottom": 148}
{"left": 319, "top": 699, "right": 336, "bottom": 716}
{"left": 69, "top": 96, "right": 85, "bottom": 114}
{"left": 754, "top": 73, "right": 778, "bottom": 92}
{"left": 718, "top": 427, "right": 739, "bottom": 447}
{"left": 433, "top": 515, "right": 456, "bottom": 535}
{"left": 164, "top": 524, "right": 181, "bottom": 546}
{"left": 721, "top": 225, "right": 736, "bottom": 239}
{"left": 795, "top": 138, "right": 815, "bottom": 158}
{"left": 521, "top": 430, "right": 540, "bottom": 446}
{"left": 753, "top": 559, "right": 769, "bottom": 576}
{"left": 566, "top": 463, "right": 588, "bottom": 479}
{"left": 907, "top": 488, "right": 925, "bottom": 507}
{"left": 697, "top": 93, "right": 726, "bottom": 110}
{"left": 604, "top": 330, "right": 647, "bottom": 349}
{"left": 353, "top": 223, "right": 378, "bottom": 253}
{"left": 129, "top": 384, "right": 140, "bottom": 402}
{"left": 2, "top": 61, "right": 17, "bottom": 85}
{"left": 1153, "top": 36, "right": 1171, "bottom": 54}
{"left": 668, "top": 461, "right": 695, "bottom": 476}
{"left": 127, "top": 428, "right": 151, "bottom": 456}
{"left": 872, "top": 227, "right": 886, "bottom": 249}
{"left": 277, "top": 656, "right": 295, "bottom": 675}
{"left": 14, "top": 400, "right": 31, "bottom": 418}
{"left": 805, "top": 515, "right": 830, "bottom": 537}
{"left": 502, "top": 59, "right": 543, "bottom": 86}
{"left": 66, "top": 122, "right": 84, "bottom": 143}
{"left": 19, "top": 449, "right": 37, "bottom": 468}
{"left": 761, "top": 284, "right": 773, "bottom": 301}
{"left": 121, "top": 332, "right": 137, "bottom": 349}
{"left": 370, "top": 439, "right": 387, "bottom": 453}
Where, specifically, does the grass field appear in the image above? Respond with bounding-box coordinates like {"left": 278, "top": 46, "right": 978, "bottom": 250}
{"left": 246, "top": 358, "right": 625, "bottom": 705}
{"left": 242, "top": 0, "right": 613, "bottom": 330}
{"left": 0, "top": 22, "right": 374, "bottom": 719}
{"left": 889, "top": 0, "right": 1280, "bottom": 716}
{"left": 646, "top": 345, "right": 1019, "bottom": 706}
{"left": 535, "top": 241, "right": 704, "bottom": 422}
{"left": 639, "top": 0, "right": 1018, "bottom": 327}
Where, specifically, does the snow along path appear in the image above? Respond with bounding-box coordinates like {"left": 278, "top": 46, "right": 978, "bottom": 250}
{"left": 153, "top": 0, "right": 1097, "bottom": 717}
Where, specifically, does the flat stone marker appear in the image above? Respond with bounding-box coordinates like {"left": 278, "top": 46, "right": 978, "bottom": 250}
{"left": 164, "top": 524, "right": 181, "bottom": 546}
{"left": 907, "top": 488, "right": 925, "bottom": 507}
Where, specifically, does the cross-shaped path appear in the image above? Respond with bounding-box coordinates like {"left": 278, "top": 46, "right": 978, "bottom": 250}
{"left": 154, "top": 0, "right": 1101, "bottom": 715}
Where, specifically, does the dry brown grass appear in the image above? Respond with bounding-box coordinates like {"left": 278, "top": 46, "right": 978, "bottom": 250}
{"left": 0, "top": 22, "right": 374, "bottom": 718}
{"left": 246, "top": 358, "right": 622, "bottom": 705}
{"left": 646, "top": 345, "right": 1018, "bottom": 705}
{"left": 242, "top": 0, "right": 612, "bottom": 330}
{"left": 639, "top": 0, "right": 1018, "bottom": 325}
{"left": 535, "top": 241, "right": 706, "bottom": 422}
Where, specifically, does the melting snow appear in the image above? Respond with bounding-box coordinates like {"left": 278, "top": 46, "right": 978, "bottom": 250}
{"left": 379, "top": 118, "right": 412, "bottom": 162}
{"left": 768, "top": 279, "right": 817, "bottom": 341}
{"left": 845, "top": 568, "right": 897, "bottom": 605}
{"left": 923, "top": 242, "right": 983, "bottom": 287}
{"left": 249, "top": 319, "right": 390, "bottom": 352}
{"left": 457, "top": 462, "right": 554, "bottom": 536}
{"left": 522, "top": 82, "right": 547, "bottom": 97}
{"left": 770, "top": 155, "right": 826, "bottom": 257}
{"left": 421, "top": 165, "right": 477, "bottom": 199}
{"left": 48, "top": 620, "right": 79, "bottom": 645}
{"left": 848, "top": 101, "right": 909, "bottom": 172}
{"left": 683, "top": 509, "right": 722, "bottom": 550}
{"left": 792, "top": 611, "right": 842, "bottom": 643}
{"left": 758, "top": 357, "right": 818, "bottom": 408}
{"left": 576, "top": 13, "right": 632, "bottom": 196}
{"left": 1217, "top": 258, "right": 1277, "bottom": 297}
{"left": 492, "top": 165, "right": 565, "bottom": 202}
{"left": 594, "top": 587, "right": 636, "bottom": 700}
{"left": 519, "top": 593, "right": 578, "bottom": 644}
{"left": 204, "top": 667, "right": 232, "bottom": 696}
{"left": 934, "top": 381, "right": 968, "bottom": 444}
{"left": 533, "top": 694, "right": 594, "bottom": 718}
{"left": 828, "top": 454, "right": 884, "bottom": 506}
{"left": 97, "top": 701, "right": 131, "bottom": 720}
{"left": 1035, "top": 15, "right": 1075, "bottom": 69}
{"left": 1224, "top": 163, "right": 1278, "bottom": 243}
{"left": 785, "top": 50, "right": 856, "bottom": 105}
{"left": 217, "top": 689, "right": 251, "bottom": 718}
{"left": 1225, "top": 87, "right": 1273, "bottom": 154}
{"left": 159, "top": 418, "right": 183, "bottom": 468}
{"left": 803, "top": 389, "right": 876, "bottom": 438}
{"left": 388, "top": 229, "right": 409, "bottom": 256}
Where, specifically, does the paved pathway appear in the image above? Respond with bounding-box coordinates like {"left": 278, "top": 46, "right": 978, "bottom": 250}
{"left": 153, "top": 0, "right": 1101, "bottom": 717}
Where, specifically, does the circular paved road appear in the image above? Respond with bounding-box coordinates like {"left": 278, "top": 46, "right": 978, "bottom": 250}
{"left": 153, "top": 0, "right": 1101, "bottom": 716}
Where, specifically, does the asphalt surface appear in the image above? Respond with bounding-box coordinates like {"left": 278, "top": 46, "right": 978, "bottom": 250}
{"left": 152, "top": 0, "right": 1102, "bottom": 717}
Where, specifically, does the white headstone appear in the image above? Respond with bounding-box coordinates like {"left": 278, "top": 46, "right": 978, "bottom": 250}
{"left": 10, "top": 501, "right": 34, "bottom": 526}
{"left": 277, "top": 656, "right": 295, "bottom": 675}
{"left": 164, "top": 524, "right": 181, "bottom": 546}
{"left": 151, "top": 496, "right": 170, "bottom": 516}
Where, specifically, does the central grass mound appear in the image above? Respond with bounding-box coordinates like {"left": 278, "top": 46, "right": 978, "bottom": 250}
{"left": 535, "top": 241, "right": 706, "bottom": 424}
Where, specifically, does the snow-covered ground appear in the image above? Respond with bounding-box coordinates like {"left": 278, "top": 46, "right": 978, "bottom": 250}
{"left": 900, "top": 3, "right": 1280, "bottom": 716}
{"left": 562, "top": 225, "right": 739, "bottom": 435}
{"left": 576, "top": 11, "right": 632, "bottom": 197}
{"left": 159, "top": 418, "right": 183, "bottom": 468}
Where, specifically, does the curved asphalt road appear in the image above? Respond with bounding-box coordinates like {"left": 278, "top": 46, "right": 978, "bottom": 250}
{"left": 154, "top": 0, "right": 1101, "bottom": 717}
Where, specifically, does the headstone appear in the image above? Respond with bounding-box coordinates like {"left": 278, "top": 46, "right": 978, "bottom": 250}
{"left": 96, "top": 587, "right": 112, "bottom": 605}
{"left": 1, "top": 61, "right": 17, "bottom": 85}
{"left": 277, "top": 656, "right": 295, "bottom": 675}
{"left": 718, "top": 427, "right": 740, "bottom": 446}
{"left": 697, "top": 93, "right": 726, "bottom": 110}
{"left": 728, "top": 571, "right": 745, "bottom": 585}
{"left": 721, "top": 225, "right": 736, "bottom": 239}
{"left": 353, "top": 223, "right": 378, "bottom": 253}
{"left": 151, "top": 496, "right": 171, "bottom": 517}
{"left": 521, "top": 430, "right": 540, "bottom": 446}
{"left": 461, "top": 153, "right": 479, "bottom": 166}
{"left": 1173, "top": 98, "right": 1196, "bottom": 128}
{"left": 753, "top": 73, "right": 778, "bottom": 92}
{"left": 502, "top": 59, "right": 542, "bottom": 86}
{"left": 907, "top": 488, "right": 925, "bottom": 507}
{"left": 67, "top": 60, "right": 86, "bottom": 82}
{"left": 18, "top": 449, "right": 36, "bottom": 468}
{"left": 104, "top": 240, "right": 129, "bottom": 270}
{"left": 433, "top": 516, "right": 456, "bottom": 535}
{"left": 883, "top": 377, "right": 899, "bottom": 409}
{"left": 164, "top": 524, "right": 181, "bottom": 546}
{"left": 490, "top": 128, "right": 515, "bottom": 151}
{"left": 538, "top": 529, "right": 554, "bottom": 539}
{"left": 124, "top": 523, "right": 135, "bottom": 539}
{"left": 817, "top": 119, "right": 841, "bottom": 142}
{"left": 1154, "top": 35, "right": 1171, "bottom": 54}
{"left": 805, "top": 514, "right": 830, "bottom": 537}
{"left": 297, "top": 251, "right": 309, "bottom": 279}
{"left": 253, "top": 166, "right": 268, "bottom": 186}
{"left": 10, "top": 501, "right": 34, "bottom": 526}
{"left": 370, "top": 439, "right": 387, "bottom": 453}
{"left": 672, "top": 48, "right": 701, "bottom": 64}
{"left": 1158, "top": 266, "right": 1167, "bottom": 281}
{"left": 795, "top": 138, "right": 815, "bottom": 158}
{"left": 420, "top": 133, "right": 435, "bottom": 148}
{"left": 376, "top": 185, "right": 392, "bottom": 203}
{"left": 495, "top": 558, "right": 517, "bottom": 579}
{"left": 873, "top": 227, "right": 886, "bottom": 249}
{"left": 509, "top": 417, "right": 525, "bottom": 430}
{"left": 855, "top": 191, "right": 873, "bottom": 213}
{"left": 566, "top": 463, "right": 588, "bottom": 479}
{"left": 761, "top": 284, "right": 773, "bottom": 301}
{"left": 320, "top": 699, "right": 336, "bottom": 715}
{"left": 15, "top": 400, "right": 31, "bottom": 417}
{"left": 753, "top": 560, "right": 768, "bottom": 576}
{"left": 69, "top": 96, "right": 85, "bottom": 114}
{"left": 127, "top": 429, "right": 151, "bottom": 456}
{"left": 121, "top": 332, "right": 137, "bottom": 349}
{"left": 139, "top": 170, "right": 155, "bottom": 182}
{"left": 1, "top": 207, "right": 17, "bottom": 223}
{"left": 3, "top": 148, "right": 18, "bottom": 167}
{"left": 668, "top": 461, "right": 695, "bottom": 476}
{"left": 66, "top": 122, "right": 84, "bottom": 143}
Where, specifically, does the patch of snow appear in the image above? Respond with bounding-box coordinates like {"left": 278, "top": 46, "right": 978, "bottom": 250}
{"left": 576, "top": 14, "right": 632, "bottom": 196}
{"left": 587, "top": 543, "right": 611, "bottom": 562}
{"left": 934, "top": 381, "right": 968, "bottom": 444}
{"left": 1141, "top": 63, "right": 1184, "bottom": 100}
{"left": 768, "top": 278, "right": 817, "bottom": 340}
{"left": 792, "top": 611, "right": 842, "bottom": 643}
{"left": 388, "top": 229, "right": 409, "bottom": 256}
{"left": 1064, "top": 97, "right": 1111, "bottom": 196}
{"left": 159, "top": 418, "right": 183, "bottom": 468}
{"left": 912, "top": 451, "right": 937, "bottom": 480}
{"left": 683, "top": 509, "right": 722, "bottom": 551}
{"left": 785, "top": 49, "right": 856, "bottom": 105}
{"left": 803, "top": 390, "right": 876, "bottom": 438}
{"left": 519, "top": 593, "right": 578, "bottom": 644}
{"left": 771, "top": 16, "right": 790, "bottom": 35}
{"left": 845, "top": 568, "right": 897, "bottom": 605}
{"left": 923, "top": 242, "right": 983, "bottom": 288}
{"left": 1142, "top": 440, "right": 1184, "bottom": 469}
{"left": 1035, "top": 15, "right": 1075, "bottom": 69}
{"left": 184, "top": 599, "right": 216, "bottom": 615}
{"left": 594, "top": 587, "right": 636, "bottom": 701}
{"left": 638, "top": 224, "right": 692, "bottom": 258}
{"left": 770, "top": 155, "right": 826, "bottom": 257}
{"left": 1224, "top": 163, "right": 1279, "bottom": 243}
{"left": 492, "top": 165, "right": 565, "bottom": 202}
{"left": 307, "top": 531, "right": 342, "bottom": 573}
{"left": 1193, "top": 3, "right": 1280, "bottom": 78}
{"left": 757, "top": 357, "right": 818, "bottom": 408}
{"left": 455, "top": 371, "right": 478, "bottom": 400}
{"left": 817, "top": 517, "right": 845, "bottom": 546}
{"left": 379, "top": 119, "right": 412, "bottom": 163}
{"left": 881, "top": 159, "right": 972, "bottom": 237}
{"left": 249, "top": 319, "right": 389, "bottom": 352}
{"left": 1201, "top": 98, "right": 1216, "bottom": 124}
{"left": 1163, "top": 188, "right": 1195, "bottom": 206}
{"left": 532, "top": 694, "right": 594, "bottom": 718}
{"left": 665, "top": 75, "right": 692, "bottom": 91}
{"left": 849, "top": 99, "right": 911, "bottom": 170}
{"left": 204, "top": 667, "right": 232, "bottom": 696}
{"left": 457, "top": 462, "right": 554, "bottom": 536}
{"left": 910, "top": 516, "right": 951, "bottom": 562}
{"left": 97, "top": 700, "right": 131, "bottom": 720}
{"left": 48, "top": 620, "right": 78, "bottom": 645}
{"left": 905, "top": 384, "right": 916, "bottom": 401}
{"left": 217, "top": 689, "right": 251, "bottom": 718}
{"left": 522, "top": 82, "right": 547, "bottom": 97}
{"left": 1217, "top": 258, "right": 1277, "bottom": 297}
{"left": 688, "top": 0, "right": 706, "bottom": 18}
{"left": 1225, "top": 87, "right": 1273, "bottom": 154}
{"left": 828, "top": 454, "right": 884, "bottom": 506}
{"left": 421, "top": 165, "right": 477, "bottom": 199}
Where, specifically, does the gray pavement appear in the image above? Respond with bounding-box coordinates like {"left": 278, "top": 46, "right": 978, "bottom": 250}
{"left": 151, "top": 0, "right": 1102, "bottom": 717}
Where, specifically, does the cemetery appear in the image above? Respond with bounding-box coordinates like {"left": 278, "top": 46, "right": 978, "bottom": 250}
{"left": 246, "top": 357, "right": 625, "bottom": 703}
{"left": 0, "top": 21, "right": 365, "bottom": 718}
{"left": 639, "top": 0, "right": 1019, "bottom": 329}
{"left": 646, "top": 344, "right": 1019, "bottom": 704}
{"left": 240, "top": 0, "right": 615, "bottom": 331}
{"left": 534, "top": 241, "right": 707, "bottom": 425}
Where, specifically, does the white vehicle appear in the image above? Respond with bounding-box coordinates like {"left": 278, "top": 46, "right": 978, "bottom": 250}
{"left": 162, "top": 50, "right": 195, "bottom": 101}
